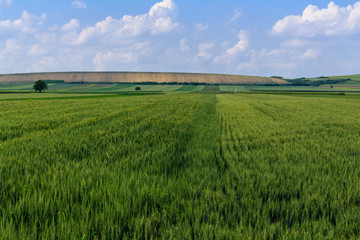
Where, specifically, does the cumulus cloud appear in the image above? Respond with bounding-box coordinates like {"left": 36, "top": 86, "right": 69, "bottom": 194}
{"left": 180, "top": 38, "right": 189, "bottom": 52}
{"left": 61, "top": 19, "right": 80, "bottom": 32}
{"left": 92, "top": 42, "right": 151, "bottom": 70}
{"left": 72, "top": 0, "right": 87, "bottom": 9}
{"left": 0, "top": 0, "right": 12, "bottom": 6}
{"left": 215, "top": 30, "right": 249, "bottom": 63}
{"left": 1, "top": 39, "right": 20, "bottom": 54}
{"left": 195, "top": 23, "right": 208, "bottom": 31}
{"left": 27, "top": 44, "right": 49, "bottom": 56}
{"left": 300, "top": 48, "right": 321, "bottom": 60}
{"left": 226, "top": 30, "right": 249, "bottom": 55}
{"left": 281, "top": 38, "right": 310, "bottom": 48}
{"left": 0, "top": 1, "right": 180, "bottom": 73}
{"left": 0, "top": 11, "right": 46, "bottom": 34}
{"left": 227, "top": 10, "right": 242, "bottom": 24}
{"left": 272, "top": 1, "right": 360, "bottom": 37}
{"left": 72, "top": 0, "right": 178, "bottom": 45}
{"left": 0, "top": 39, "right": 22, "bottom": 70}
{"left": 197, "top": 42, "right": 215, "bottom": 59}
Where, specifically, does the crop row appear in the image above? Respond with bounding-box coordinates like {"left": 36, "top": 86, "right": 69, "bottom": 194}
{"left": 1, "top": 93, "right": 360, "bottom": 238}
{"left": 216, "top": 94, "right": 360, "bottom": 238}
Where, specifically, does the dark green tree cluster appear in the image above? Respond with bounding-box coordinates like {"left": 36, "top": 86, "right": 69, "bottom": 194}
{"left": 33, "top": 80, "right": 48, "bottom": 93}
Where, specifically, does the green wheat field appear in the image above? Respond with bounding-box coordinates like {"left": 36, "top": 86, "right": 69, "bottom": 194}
{"left": 1, "top": 90, "right": 360, "bottom": 239}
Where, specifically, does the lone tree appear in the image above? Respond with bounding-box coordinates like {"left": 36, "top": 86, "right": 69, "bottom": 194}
{"left": 33, "top": 80, "right": 48, "bottom": 93}
{"left": 135, "top": 86, "right": 141, "bottom": 91}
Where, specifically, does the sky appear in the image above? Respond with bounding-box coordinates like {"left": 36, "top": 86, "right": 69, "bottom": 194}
{"left": 0, "top": 0, "right": 360, "bottom": 78}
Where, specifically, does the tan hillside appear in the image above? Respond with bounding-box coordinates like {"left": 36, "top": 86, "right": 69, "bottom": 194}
{"left": 0, "top": 72, "right": 289, "bottom": 84}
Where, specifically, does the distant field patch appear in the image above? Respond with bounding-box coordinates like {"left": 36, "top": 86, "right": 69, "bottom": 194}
{"left": 0, "top": 93, "right": 110, "bottom": 100}
{"left": 247, "top": 85, "right": 360, "bottom": 92}
{"left": 219, "top": 85, "right": 250, "bottom": 92}
{"left": 48, "top": 83, "right": 113, "bottom": 92}
{"left": 91, "top": 84, "right": 135, "bottom": 92}
{"left": 0, "top": 83, "right": 57, "bottom": 91}
{"left": 176, "top": 85, "right": 205, "bottom": 91}
{"left": 119, "top": 84, "right": 183, "bottom": 92}
{"left": 202, "top": 85, "right": 220, "bottom": 92}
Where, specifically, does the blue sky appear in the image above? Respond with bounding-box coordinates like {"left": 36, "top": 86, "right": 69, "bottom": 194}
{"left": 0, "top": 0, "right": 360, "bottom": 78}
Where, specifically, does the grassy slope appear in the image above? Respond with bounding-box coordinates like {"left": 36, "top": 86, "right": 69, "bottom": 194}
{"left": 304, "top": 75, "right": 360, "bottom": 89}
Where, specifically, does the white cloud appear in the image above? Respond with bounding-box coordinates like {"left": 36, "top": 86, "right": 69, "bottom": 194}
{"left": 1, "top": 39, "right": 20, "bottom": 54}
{"left": 0, "top": 11, "right": 46, "bottom": 34}
{"left": 197, "top": 42, "right": 215, "bottom": 59}
{"left": 30, "top": 56, "right": 59, "bottom": 72}
{"left": 72, "top": 0, "right": 179, "bottom": 45}
{"left": 27, "top": 44, "right": 49, "bottom": 56}
{"left": 180, "top": 38, "right": 189, "bottom": 52}
{"left": 227, "top": 10, "right": 242, "bottom": 24}
{"left": 72, "top": 0, "right": 87, "bottom": 9}
{"left": 272, "top": 1, "right": 360, "bottom": 37}
{"left": 226, "top": 30, "right": 249, "bottom": 55}
{"left": 281, "top": 38, "right": 310, "bottom": 48}
{"left": 0, "top": 39, "right": 21, "bottom": 70}
{"left": 149, "top": 0, "right": 175, "bottom": 17}
{"left": 0, "top": 0, "right": 12, "bottom": 6}
{"left": 61, "top": 19, "right": 80, "bottom": 32}
{"left": 0, "top": 2, "right": 180, "bottom": 73}
{"left": 195, "top": 23, "right": 208, "bottom": 31}
{"left": 234, "top": 46, "right": 325, "bottom": 78}
{"left": 92, "top": 42, "right": 150, "bottom": 70}
{"left": 300, "top": 48, "right": 321, "bottom": 60}
{"left": 215, "top": 30, "right": 249, "bottom": 63}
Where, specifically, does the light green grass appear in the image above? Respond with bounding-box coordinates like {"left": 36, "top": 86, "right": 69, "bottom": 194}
{"left": 119, "top": 84, "right": 183, "bottom": 92}
{"left": 48, "top": 83, "right": 183, "bottom": 92}
{"left": 219, "top": 85, "right": 250, "bottom": 92}
{"left": 48, "top": 83, "right": 114, "bottom": 92}
{"left": 202, "top": 85, "right": 220, "bottom": 92}
{"left": 88, "top": 84, "right": 135, "bottom": 92}
{"left": 0, "top": 93, "right": 110, "bottom": 100}
{"left": 176, "top": 85, "right": 205, "bottom": 91}
{"left": 248, "top": 85, "right": 360, "bottom": 92}
{"left": 0, "top": 83, "right": 57, "bottom": 91}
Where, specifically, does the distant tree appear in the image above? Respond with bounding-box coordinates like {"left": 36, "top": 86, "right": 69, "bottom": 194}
{"left": 33, "top": 80, "right": 48, "bottom": 93}
{"left": 330, "top": 85, "right": 334, "bottom": 89}
{"left": 135, "top": 86, "right": 141, "bottom": 91}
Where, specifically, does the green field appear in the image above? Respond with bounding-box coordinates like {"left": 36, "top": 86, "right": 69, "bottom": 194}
{"left": 119, "top": 84, "right": 183, "bottom": 92}
{"left": 0, "top": 93, "right": 112, "bottom": 100}
{"left": 4, "top": 80, "right": 360, "bottom": 94}
{"left": 0, "top": 83, "right": 200, "bottom": 93}
{"left": 1, "top": 91, "right": 360, "bottom": 239}
{"left": 176, "top": 85, "right": 205, "bottom": 91}
{"left": 202, "top": 85, "right": 220, "bottom": 92}
{"left": 248, "top": 85, "right": 360, "bottom": 92}
{"left": 219, "top": 85, "right": 250, "bottom": 92}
